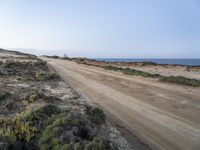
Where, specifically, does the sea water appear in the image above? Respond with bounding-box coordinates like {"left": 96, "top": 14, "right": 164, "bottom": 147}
{"left": 94, "top": 58, "right": 200, "bottom": 66}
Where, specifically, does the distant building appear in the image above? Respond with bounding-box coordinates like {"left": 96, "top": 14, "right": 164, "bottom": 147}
{"left": 64, "top": 53, "right": 68, "bottom": 58}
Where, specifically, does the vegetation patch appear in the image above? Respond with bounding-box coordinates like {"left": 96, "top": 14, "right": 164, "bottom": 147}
{"left": 104, "top": 66, "right": 161, "bottom": 78}
{"left": 86, "top": 106, "right": 106, "bottom": 124}
{"left": 21, "top": 56, "right": 38, "bottom": 60}
{"left": 0, "top": 60, "right": 49, "bottom": 77}
{"left": 0, "top": 60, "right": 62, "bottom": 81}
{"left": 25, "top": 90, "right": 40, "bottom": 103}
{"left": 4, "top": 60, "right": 47, "bottom": 71}
{"left": 39, "top": 113, "right": 111, "bottom": 150}
{"left": 140, "top": 61, "right": 158, "bottom": 66}
{"left": 160, "top": 76, "right": 200, "bottom": 87}
{"left": 20, "top": 104, "right": 62, "bottom": 129}
{"left": 0, "top": 104, "right": 62, "bottom": 149}
{"left": 0, "top": 116, "right": 38, "bottom": 149}
{"left": 35, "top": 72, "right": 60, "bottom": 81}
{"left": 122, "top": 68, "right": 161, "bottom": 78}
{"left": 104, "top": 65, "right": 200, "bottom": 87}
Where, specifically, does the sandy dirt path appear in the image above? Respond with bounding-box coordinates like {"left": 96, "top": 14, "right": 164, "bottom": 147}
{"left": 42, "top": 58, "right": 200, "bottom": 150}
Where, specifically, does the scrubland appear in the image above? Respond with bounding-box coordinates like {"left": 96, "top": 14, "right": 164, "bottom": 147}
{"left": 0, "top": 50, "right": 131, "bottom": 150}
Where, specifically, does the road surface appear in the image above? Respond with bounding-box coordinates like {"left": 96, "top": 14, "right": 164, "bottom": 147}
{"left": 42, "top": 58, "right": 200, "bottom": 150}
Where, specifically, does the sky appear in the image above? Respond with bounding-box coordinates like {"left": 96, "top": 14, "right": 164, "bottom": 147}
{"left": 0, "top": 0, "right": 200, "bottom": 58}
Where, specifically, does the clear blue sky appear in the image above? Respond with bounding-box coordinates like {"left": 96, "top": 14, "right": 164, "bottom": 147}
{"left": 0, "top": 0, "right": 200, "bottom": 58}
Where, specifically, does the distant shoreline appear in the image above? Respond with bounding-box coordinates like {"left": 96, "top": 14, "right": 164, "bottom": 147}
{"left": 93, "top": 58, "right": 200, "bottom": 66}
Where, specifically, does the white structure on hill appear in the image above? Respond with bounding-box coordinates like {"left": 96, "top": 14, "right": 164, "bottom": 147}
{"left": 64, "top": 53, "right": 68, "bottom": 58}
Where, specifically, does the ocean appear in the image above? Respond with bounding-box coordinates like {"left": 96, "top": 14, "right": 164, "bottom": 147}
{"left": 94, "top": 58, "right": 200, "bottom": 66}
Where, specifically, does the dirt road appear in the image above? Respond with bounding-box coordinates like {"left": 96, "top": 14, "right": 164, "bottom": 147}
{"left": 42, "top": 58, "right": 200, "bottom": 150}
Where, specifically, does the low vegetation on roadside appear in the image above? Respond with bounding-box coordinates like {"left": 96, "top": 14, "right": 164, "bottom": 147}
{"left": 0, "top": 59, "right": 60, "bottom": 82}
{"left": 104, "top": 66, "right": 161, "bottom": 78}
{"left": 0, "top": 103, "right": 109, "bottom": 150}
{"left": 39, "top": 111, "right": 110, "bottom": 150}
{"left": 160, "top": 76, "right": 200, "bottom": 87}
{"left": 75, "top": 59, "right": 200, "bottom": 87}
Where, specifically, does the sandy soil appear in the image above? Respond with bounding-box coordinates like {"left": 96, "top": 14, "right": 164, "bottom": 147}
{"left": 129, "top": 65, "right": 200, "bottom": 80}
{"left": 42, "top": 57, "right": 200, "bottom": 150}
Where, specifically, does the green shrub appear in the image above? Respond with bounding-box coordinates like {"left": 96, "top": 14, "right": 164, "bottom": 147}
{"left": 122, "top": 68, "right": 161, "bottom": 78}
{"left": 104, "top": 66, "right": 124, "bottom": 71}
{"left": 39, "top": 113, "right": 83, "bottom": 150}
{"left": 160, "top": 76, "right": 200, "bottom": 87}
{"left": 0, "top": 115, "right": 38, "bottom": 144}
{"left": 86, "top": 106, "right": 106, "bottom": 124}
{"left": 104, "top": 66, "right": 161, "bottom": 78}
{"left": 23, "top": 71, "right": 60, "bottom": 81}
{"left": 141, "top": 61, "right": 158, "bottom": 66}
{"left": 4, "top": 60, "right": 26, "bottom": 69}
{"left": 84, "top": 137, "right": 110, "bottom": 150}
{"left": 25, "top": 90, "right": 40, "bottom": 103}
{"left": 24, "top": 56, "right": 38, "bottom": 60}
{"left": 34, "top": 60, "right": 49, "bottom": 70}
{"left": 39, "top": 113, "right": 111, "bottom": 150}
{"left": 35, "top": 72, "right": 60, "bottom": 81}
{"left": 2, "top": 60, "right": 49, "bottom": 77}
{"left": 0, "top": 104, "right": 62, "bottom": 149}
{"left": 21, "top": 104, "right": 62, "bottom": 129}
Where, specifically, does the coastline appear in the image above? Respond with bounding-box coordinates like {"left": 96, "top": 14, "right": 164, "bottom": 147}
{"left": 93, "top": 58, "right": 200, "bottom": 66}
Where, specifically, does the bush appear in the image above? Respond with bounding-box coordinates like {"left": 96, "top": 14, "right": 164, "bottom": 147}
{"left": 104, "top": 66, "right": 124, "bottom": 71}
{"left": 23, "top": 71, "right": 60, "bottom": 81}
{"left": 160, "top": 76, "right": 200, "bottom": 87}
{"left": 2, "top": 60, "right": 49, "bottom": 77}
{"left": 21, "top": 104, "right": 62, "bottom": 129}
{"left": 4, "top": 61, "right": 27, "bottom": 69}
{"left": 24, "top": 56, "right": 38, "bottom": 60}
{"left": 25, "top": 90, "right": 40, "bottom": 103}
{"left": 0, "top": 104, "right": 62, "bottom": 149}
{"left": 84, "top": 137, "right": 111, "bottom": 150}
{"left": 122, "top": 68, "right": 161, "bottom": 78}
{"left": 104, "top": 66, "right": 161, "bottom": 78}
{"left": 39, "top": 113, "right": 84, "bottom": 150}
{"left": 141, "top": 61, "right": 158, "bottom": 66}
{"left": 35, "top": 72, "right": 60, "bottom": 81}
{"left": 0, "top": 115, "right": 38, "bottom": 145}
{"left": 39, "top": 113, "right": 111, "bottom": 150}
{"left": 86, "top": 106, "right": 106, "bottom": 124}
